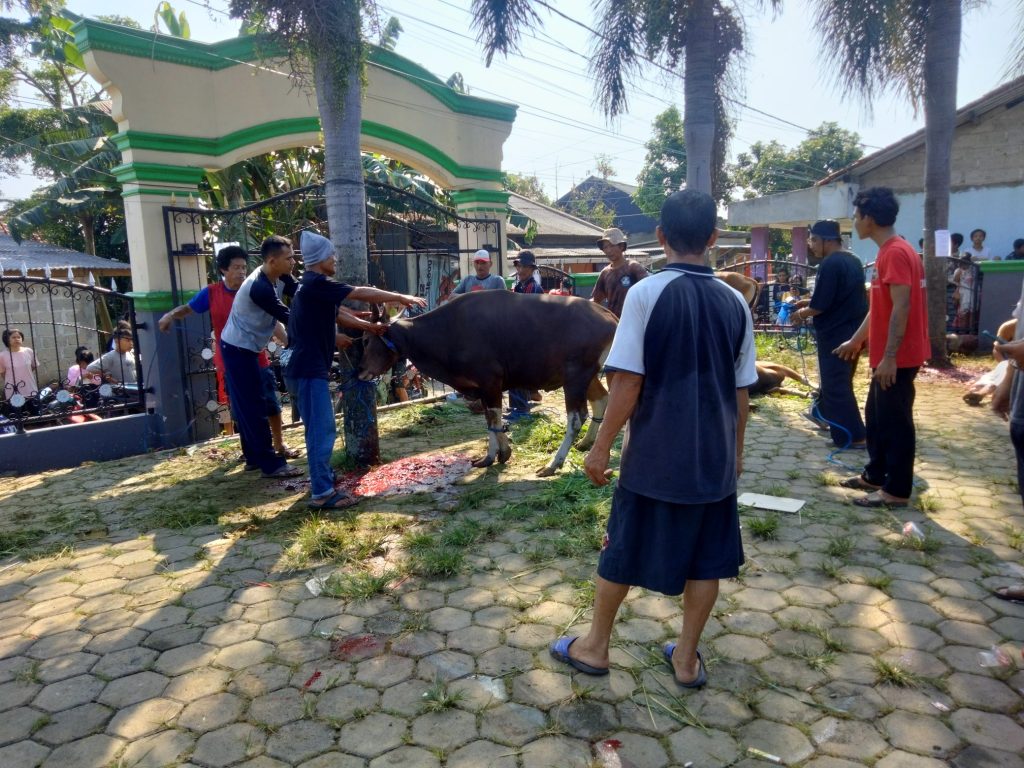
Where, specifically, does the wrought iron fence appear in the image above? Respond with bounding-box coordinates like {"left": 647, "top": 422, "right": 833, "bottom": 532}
{"left": 0, "top": 274, "right": 145, "bottom": 434}
{"left": 163, "top": 181, "right": 499, "bottom": 442}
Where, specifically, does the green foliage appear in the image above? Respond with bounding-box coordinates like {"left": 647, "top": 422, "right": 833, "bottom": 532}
{"left": 562, "top": 186, "right": 615, "bottom": 229}
{"left": 593, "top": 153, "right": 615, "bottom": 180}
{"left": 153, "top": 2, "right": 190, "bottom": 39}
{"left": 504, "top": 172, "right": 551, "bottom": 206}
{"left": 377, "top": 15, "right": 401, "bottom": 50}
{"left": 634, "top": 106, "right": 686, "bottom": 217}
{"left": 734, "top": 122, "right": 863, "bottom": 198}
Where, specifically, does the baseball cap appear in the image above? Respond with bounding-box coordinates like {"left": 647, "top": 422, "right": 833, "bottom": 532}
{"left": 513, "top": 250, "right": 537, "bottom": 267}
{"left": 809, "top": 220, "right": 841, "bottom": 241}
{"left": 473, "top": 249, "right": 491, "bottom": 262}
{"left": 598, "top": 227, "right": 627, "bottom": 246}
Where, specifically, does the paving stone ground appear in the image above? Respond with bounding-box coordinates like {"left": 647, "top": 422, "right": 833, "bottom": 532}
{"left": 1, "top": 367, "right": 1023, "bottom": 767}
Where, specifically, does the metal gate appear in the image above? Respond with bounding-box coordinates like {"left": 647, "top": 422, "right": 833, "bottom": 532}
{"left": 163, "top": 182, "right": 501, "bottom": 443}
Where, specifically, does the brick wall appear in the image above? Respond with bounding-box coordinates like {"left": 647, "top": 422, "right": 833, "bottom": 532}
{"left": 860, "top": 103, "right": 1024, "bottom": 192}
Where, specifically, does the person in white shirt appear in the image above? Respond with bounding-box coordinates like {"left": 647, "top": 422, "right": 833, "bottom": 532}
{"left": 967, "top": 228, "right": 995, "bottom": 261}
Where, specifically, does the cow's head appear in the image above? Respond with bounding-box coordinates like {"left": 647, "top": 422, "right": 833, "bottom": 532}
{"left": 357, "top": 304, "right": 399, "bottom": 381}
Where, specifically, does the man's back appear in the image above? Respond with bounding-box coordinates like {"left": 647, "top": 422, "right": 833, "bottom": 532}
{"left": 810, "top": 250, "right": 867, "bottom": 335}
{"left": 605, "top": 265, "right": 756, "bottom": 504}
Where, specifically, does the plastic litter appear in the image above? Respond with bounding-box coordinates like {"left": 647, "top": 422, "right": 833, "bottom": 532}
{"left": 902, "top": 521, "right": 925, "bottom": 540}
{"left": 593, "top": 739, "right": 637, "bottom": 768}
{"left": 304, "top": 576, "right": 326, "bottom": 597}
{"left": 932, "top": 701, "right": 950, "bottom": 712}
{"left": 747, "top": 747, "right": 783, "bottom": 764}
{"left": 738, "top": 492, "right": 805, "bottom": 514}
{"left": 977, "top": 646, "right": 1012, "bottom": 668}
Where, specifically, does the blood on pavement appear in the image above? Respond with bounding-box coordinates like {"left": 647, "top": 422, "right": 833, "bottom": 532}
{"left": 336, "top": 453, "right": 472, "bottom": 498}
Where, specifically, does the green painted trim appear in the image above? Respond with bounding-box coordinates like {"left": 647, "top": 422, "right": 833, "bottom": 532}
{"left": 73, "top": 20, "right": 516, "bottom": 122}
{"left": 359, "top": 122, "right": 504, "bottom": 183}
{"left": 367, "top": 48, "right": 516, "bottom": 123}
{"left": 128, "top": 290, "right": 197, "bottom": 311}
{"left": 979, "top": 260, "right": 1024, "bottom": 273}
{"left": 113, "top": 120, "right": 503, "bottom": 184}
{"left": 74, "top": 18, "right": 285, "bottom": 70}
{"left": 121, "top": 188, "right": 189, "bottom": 198}
{"left": 450, "top": 189, "right": 509, "bottom": 205}
{"left": 113, "top": 118, "right": 322, "bottom": 157}
{"left": 112, "top": 162, "right": 205, "bottom": 186}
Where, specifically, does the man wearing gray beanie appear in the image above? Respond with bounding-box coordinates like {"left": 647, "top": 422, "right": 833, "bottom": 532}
{"left": 285, "top": 230, "right": 426, "bottom": 509}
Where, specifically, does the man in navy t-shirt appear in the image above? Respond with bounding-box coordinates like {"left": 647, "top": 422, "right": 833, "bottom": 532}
{"left": 548, "top": 190, "right": 757, "bottom": 688}
{"left": 793, "top": 220, "right": 868, "bottom": 447}
{"left": 285, "top": 231, "right": 425, "bottom": 509}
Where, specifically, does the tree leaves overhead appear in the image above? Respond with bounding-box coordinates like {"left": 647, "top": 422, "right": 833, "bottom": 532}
{"left": 813, "top": 0, "right": 930, "bottom": 107}
{"left": 470, "top": 0, "right": 543, "bottom": 66}
{"left": 634, "top": 105, "right": 687, "bottom": 214}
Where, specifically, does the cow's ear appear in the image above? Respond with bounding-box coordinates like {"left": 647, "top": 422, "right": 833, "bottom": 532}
{"left": 369, "top": 303, "right": 381, "bottom": 323}
{"left": 376, "top": 304, "right": 389, "bottom": 325}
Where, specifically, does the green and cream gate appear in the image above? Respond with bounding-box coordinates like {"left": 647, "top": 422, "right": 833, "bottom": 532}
{"left": 74, "top": 19, "right": 517, "bottom": 447}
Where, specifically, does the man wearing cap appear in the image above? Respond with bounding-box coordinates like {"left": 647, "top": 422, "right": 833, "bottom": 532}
{"left": 506, "top": 250, "right": 545, "bottom": 421}
{"left": 453, "top": 249, "right": 506, "bottom": 294}
{"left": 793, "top": 220, "right": 868, "bottom": 448}
{"left": 591, "top": 227, "right": 648, "bottom": 318}
{"left": 286, "top": 231, "right": 425, "bottom": 509}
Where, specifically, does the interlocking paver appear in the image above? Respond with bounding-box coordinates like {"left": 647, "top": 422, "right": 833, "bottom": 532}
{"left": 34, "top": 702, "right": 113, "bottom": 746}
{"left": 106, "top": 696, "right": 183, "bottom": 739}
{"left": 40, "top": 733, "right": 124, "bottom": 766}
{"left": 192, "top": 723, "right": 265, "bottom": 767}
{"left": 264, "top": 720, "right": 335, "bottom": 763}
{"left": 118, "top": 729, "right": 195, "bottom": 768}
{"left": 32, "top": 674, "right": 105, "bottom": 713}
{"left": 3, "top": 381, "right": 1022, "bottom": 767}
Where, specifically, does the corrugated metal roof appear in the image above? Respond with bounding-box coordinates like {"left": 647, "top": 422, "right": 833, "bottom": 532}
{"left": 0, "top": 234, "right": 131, "bottom": 274}
{"left": 507, "top": 192, "right": 605, "bottom": 237}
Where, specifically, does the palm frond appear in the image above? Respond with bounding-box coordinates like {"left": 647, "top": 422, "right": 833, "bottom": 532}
{"left": 590, "top": 0, "right": 645, "bottom": 117}
{"left": 470, "top": 0, "right": 543, "bottom": 65}
{"left": 1005, "top": 0, "right": 1024, "bottom": 77}
{"left": 813, "top": 0, "right": 927, "bottom": 108}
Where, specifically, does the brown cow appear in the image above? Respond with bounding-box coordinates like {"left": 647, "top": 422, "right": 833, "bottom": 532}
{"left": 358, "top": 291, "right": 618, "bottom": 476}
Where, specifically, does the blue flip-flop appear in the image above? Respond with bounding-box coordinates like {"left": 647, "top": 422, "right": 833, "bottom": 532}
{"left": 549, "top": 636, "right": 609, "bottom": 676}
{"left": 663, "top": 643, "right": 707, "bottom": 688}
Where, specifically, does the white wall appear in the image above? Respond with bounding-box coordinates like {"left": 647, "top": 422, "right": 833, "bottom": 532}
{"left": 850, "top": 185, "right": 1024, "bottom": 262}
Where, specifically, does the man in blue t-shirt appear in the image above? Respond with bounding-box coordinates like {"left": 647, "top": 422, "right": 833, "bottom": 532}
{"left": 285, "top": 231, "right": 425, "bottom": 509}
{"left": 452, "top": 250, "right": 506, "bottom": 293}
{"left": 547, "top": 190, "right": 757, "bottom": 688}
{"left": 793, "top": 220, "right": 869, "bottom": 447}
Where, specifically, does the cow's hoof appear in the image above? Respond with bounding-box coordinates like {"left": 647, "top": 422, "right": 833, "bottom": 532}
{"left": 536, "top": 465, "right": 556, "bottom": 477}
{"left": 471, "top": 456, "right": 495, "bottom": 468}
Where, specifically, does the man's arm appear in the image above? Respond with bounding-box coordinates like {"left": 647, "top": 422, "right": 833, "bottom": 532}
{"left": 834, "top": 313, "right": 871, "bottom": 361}
{"left": 250, "top": 275, "right": 291, "bottom": 324}
{"left": 873, "top": 283, "right": 911, "bottom": 389}
{"left": 158, "top": 304, "right": 195, "bottom": 332}
{"left": 452, "top": 278, "right": 468, "bottom": 295}
{"left": 736, "top": 387, "right": 749, "bottom": 477}
{"left": 583, "top": 371, "right": 643, "bottom": 486}
{"left": 590, "top": 272, "right": 608, "bottom": 305}
{"left": 337, "top": 306, "right": 386, "bottom": 336}
{"left": 347, "top": 286, "right": 426, "bottom": 308}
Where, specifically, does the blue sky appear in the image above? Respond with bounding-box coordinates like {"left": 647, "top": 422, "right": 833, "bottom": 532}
{"left": 4, "top": 0, "right": 1019, "bottom": 200}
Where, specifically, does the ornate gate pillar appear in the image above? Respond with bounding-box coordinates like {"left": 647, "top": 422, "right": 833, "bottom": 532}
{"left": 451, "top": 189, "right": 510, "bottom": 279}
{"left": 114, "top": 161, "right": 207, "bottom": 447}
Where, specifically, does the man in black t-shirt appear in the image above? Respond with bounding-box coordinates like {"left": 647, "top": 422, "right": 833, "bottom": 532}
{"left": 285, "top": 231, "right": 425, "bottom": 509}
{"left": 793, "top": 220, "right": 868, "bottom": 447}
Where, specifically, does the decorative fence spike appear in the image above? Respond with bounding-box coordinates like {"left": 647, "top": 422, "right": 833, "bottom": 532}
{"left": 87, "top": 272, "right": 95, "bottom": 286}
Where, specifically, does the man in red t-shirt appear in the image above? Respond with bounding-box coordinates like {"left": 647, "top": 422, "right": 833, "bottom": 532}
{"left": 835, "top": 187, "right": 929, "bottom": 508}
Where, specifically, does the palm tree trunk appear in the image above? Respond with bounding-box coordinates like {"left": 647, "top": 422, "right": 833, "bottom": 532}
{"left": 684, "top": 0, "right": 716, "bottom": 195}
{"left": 313, "top": 6, "right": 379, "bottom": 466}
{"left": 922, "top": 0, "right": 962, "bottom": 365}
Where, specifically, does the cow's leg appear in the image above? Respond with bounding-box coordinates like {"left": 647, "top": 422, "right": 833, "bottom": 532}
{"left": 538, "top": 375, "right": 589, "bottom": 477}
{"left": 575, "top": 376, "right": 608, "bottom": 451}
{"left": 472, "top": 393, "right": 511, "bottom": 468}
